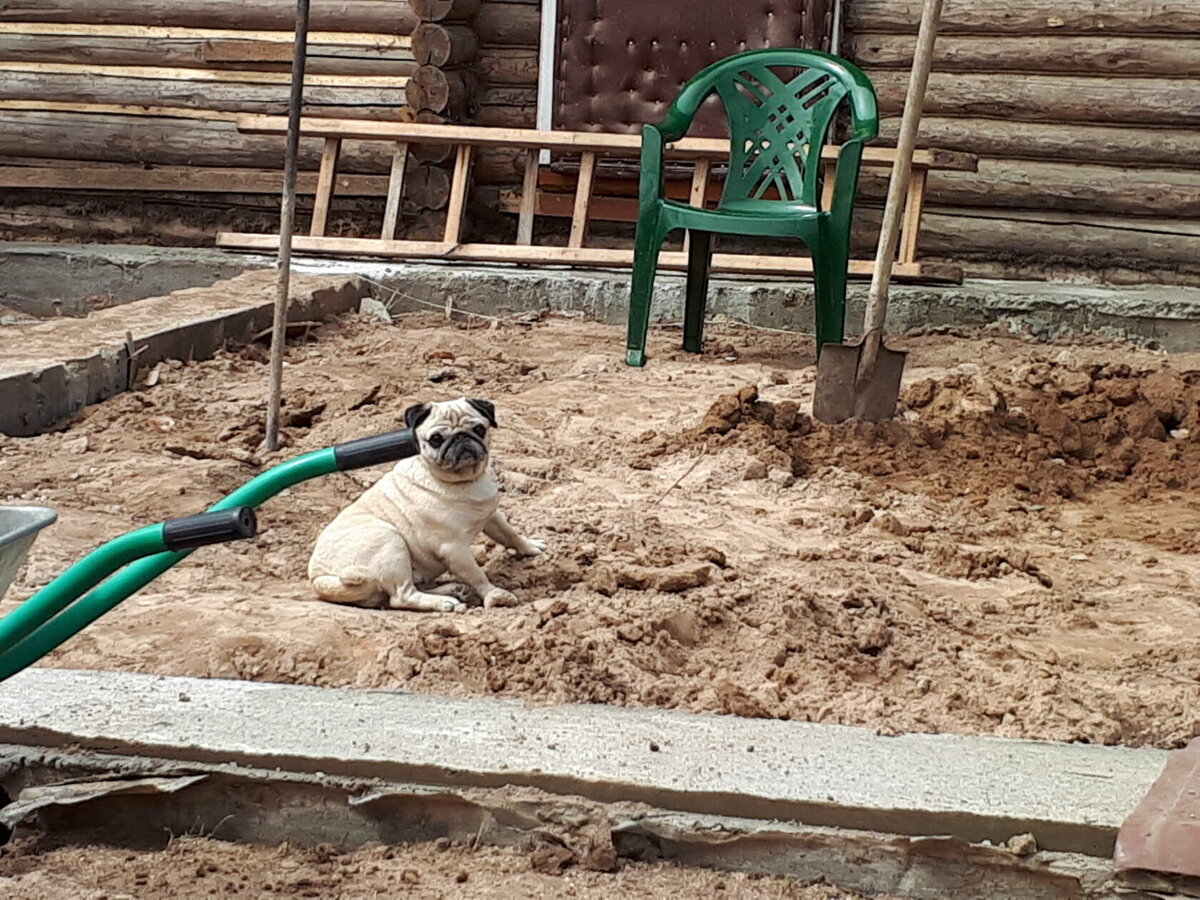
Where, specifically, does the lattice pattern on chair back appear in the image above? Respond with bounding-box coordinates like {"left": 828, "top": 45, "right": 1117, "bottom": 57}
{"left": 713, "top": 61, "right": 852, "bottom": 207}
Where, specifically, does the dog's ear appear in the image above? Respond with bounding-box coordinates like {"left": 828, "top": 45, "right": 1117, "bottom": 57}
{"left": 466, "top": 398, "right": 497, "bottom": 428}
{"left": 404, "top": 402, "right": 432, "bottom": 431}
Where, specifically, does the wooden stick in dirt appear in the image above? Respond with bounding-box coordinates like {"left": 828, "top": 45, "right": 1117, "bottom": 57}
{"left": 856, "top": 0, "right": 942, "bottom": 385}
{"left": 265, "top": 0, "right": 310, "bottom": 453}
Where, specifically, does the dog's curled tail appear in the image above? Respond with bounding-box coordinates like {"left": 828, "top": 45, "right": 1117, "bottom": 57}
{"left": 312, "top": 567, "right": 377, "bottom": 604}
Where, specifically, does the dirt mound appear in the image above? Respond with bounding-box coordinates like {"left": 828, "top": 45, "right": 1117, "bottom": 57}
{"left": 645, "top": 361, "right": 1200, "bottom": 501}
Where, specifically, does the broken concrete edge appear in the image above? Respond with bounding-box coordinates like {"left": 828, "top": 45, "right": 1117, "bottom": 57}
{"left": 0, "top": 272, "right": 369, "bottom": 437}
{"left": 0, "top": 743, "right": 1128, "bottom": 900}
{"left": 269, "top": 253, "right": 1200, "bottom": 351}
{"left": 0, "top": 242, "right": 266, "bottom": 318}
{"left": 0, "top": 668, "right": 1169, "bottom": 859}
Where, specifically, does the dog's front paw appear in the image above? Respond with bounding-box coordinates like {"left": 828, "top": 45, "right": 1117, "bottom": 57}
{"left": 516, "top": 537, "right": 547, "bottom": 558}
{"left": 483, "top": 587, "right": 520, "bottom": 609}
{"left": 436, "top": 598, "right": 468, "bottom": 613}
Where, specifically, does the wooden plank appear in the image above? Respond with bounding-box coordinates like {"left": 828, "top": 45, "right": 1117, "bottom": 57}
{"left": 215, "top": 232, "right": 963, "bottom": 282}
{"left": 846, "top": 0, "right": 1200, "bottom": 35}
{"left": 820, "top": 161, "right": 836, "bottom": 212}
{"left": 380, "top": 143, "right": 410, "bottom": 240}
{"left": 516, "top": 147, "right": 539, "bottom": 245}
{"left": 870, "top": 72, "right": 1200, "bottom": 128}
{"left": 0, "top": 164, "right": 390, "bottom": 194}
{"left": 898, "top": 169, "right": 927, "bottom": 265}
{"left": 858, "top": 158, "right": 1200, "bottom": 218}
{"left": 0, "top": 72, "right": 411, "bottom": 119}
{"left": 849, "top": 33, "right": 1200, "bottom": 77}
{"left": 443, "top": 144, "right": 473, "bottom": 243}
{"left": 0, "top": 60, "right": 408, "bottom": 88}
{"left": 878, "top": 117, "right": 1200, "bottom": 169}
{"left": 0, "top": 23, "right": 413, "bottom": 46}
{"left": 682, "top": 159, "right": 712, "bottom": 254}
{"left": 0, "top": 29, "right": 415, "bottom": 76}
{"left": 310, "top": 138, "right": 342, "bottom": 236}
{"left": 567, "top": 150, "right": 596, "bottom": 249}
{"left": 0, "top": 1, "right": 421, "bottom": 34}
{"left": 234, "top": 115, "right": 979, "bottom": 171}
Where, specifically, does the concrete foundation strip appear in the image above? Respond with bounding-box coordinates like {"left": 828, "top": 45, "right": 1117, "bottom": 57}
{"left": 0, "top": 668, "right": 1168, "bottom": 861}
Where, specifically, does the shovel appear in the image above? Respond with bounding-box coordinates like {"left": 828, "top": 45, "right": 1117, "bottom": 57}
{"left": 813, "top": 0, "right": 943, "bottom": 424}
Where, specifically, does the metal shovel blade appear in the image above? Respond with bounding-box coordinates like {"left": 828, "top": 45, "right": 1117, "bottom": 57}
{"left": 812, "top": 342, "right": 908, "bottom": 424}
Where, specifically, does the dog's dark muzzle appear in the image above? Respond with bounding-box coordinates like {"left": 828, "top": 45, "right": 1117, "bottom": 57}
{"left": 439, "top": 432, "right": 487, "bottom": 469}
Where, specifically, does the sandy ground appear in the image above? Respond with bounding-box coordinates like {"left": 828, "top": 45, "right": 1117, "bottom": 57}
{"left": 3, "top": 310, "right": 1200, "bottom": 748}
{"left": 0, "top": 834, "right": 870, "bottom": 899}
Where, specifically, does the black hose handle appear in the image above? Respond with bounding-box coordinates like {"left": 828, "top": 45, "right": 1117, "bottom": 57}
{"left": 162, "top": 506, "right": 258, "bottom": 552}
{"left": 333, "top": 428, "right": 419, "bottom": 471}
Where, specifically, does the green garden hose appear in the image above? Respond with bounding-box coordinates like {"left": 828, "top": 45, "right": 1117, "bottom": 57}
{"left": 0, "top": 428, "right": 417, "bottom": 684}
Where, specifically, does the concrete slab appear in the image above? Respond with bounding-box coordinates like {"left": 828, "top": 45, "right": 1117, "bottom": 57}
{"left": 0, "top": 668, "right": 1168, "bottom": 857}
{"left": 0, "top": 270, "right": 366, "bottom": 436}
{"left": 0, "top": 242, "right": 263, "bottom": 318}
{"left": 273, "top": 255, "right": 1200, "bottom": 351}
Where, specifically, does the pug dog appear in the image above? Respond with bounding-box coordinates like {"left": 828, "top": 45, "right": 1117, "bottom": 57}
{"left": 308, "top": 398, "right": 545, "bottom": 612}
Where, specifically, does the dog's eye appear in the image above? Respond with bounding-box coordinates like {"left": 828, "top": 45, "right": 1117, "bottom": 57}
{"left": 428, "top": 433, "right": 445, "bottom": 448}
{"left": 472, "top": 425, "right": 487, "bottom": 438}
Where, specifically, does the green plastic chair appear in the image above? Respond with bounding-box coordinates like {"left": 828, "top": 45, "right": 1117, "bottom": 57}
{"left": 625, "top": 49, "right": 879, "bottom": 367}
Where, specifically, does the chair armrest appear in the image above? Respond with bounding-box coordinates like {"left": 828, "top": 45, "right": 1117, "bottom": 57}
{"left": 639, "top": 123, "right": 667, "bottom": 207}
{"left": 828, "top": 137, "right": 867, "bottom": 231}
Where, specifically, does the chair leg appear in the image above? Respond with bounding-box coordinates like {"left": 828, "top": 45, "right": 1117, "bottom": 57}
{"left": 683, "top": 229, "right": 712, "bottom": 354}
{"left": 626, "top": 213, "right": 665, "bottom": 368}
{"left": 813, "top": 243, "right": 849, "bottom": 353}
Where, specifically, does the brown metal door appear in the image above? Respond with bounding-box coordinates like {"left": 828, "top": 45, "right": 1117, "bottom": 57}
{"left": 553, "top": 0, "right": 834, "bottom": 138}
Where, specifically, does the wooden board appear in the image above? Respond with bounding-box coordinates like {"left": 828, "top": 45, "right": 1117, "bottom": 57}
{"left": 0, "top": 1, "right": 421, "bottom": 34}
{"left": 234, "top": 115, "right": 980, "bottom": 171}
{"left": 214, "top": 232, "right": 964, "bottom": 282}
{"left": 876, "top": 117, "right": 1200, "bottom": 169}
{"left": 0, "top": 25, "right": 415, "bottom": 75}
{"left": 847, "top": 0, "right": 1200, "bottom": 35}
{"left": 870, "top": 72, "right": 1200, "bottom": 128}
{"left": 0, "top": 164, "right": 390, "bottom": 194}
{"left": 851, "top": 33, "right": 1200, "bottom": 77}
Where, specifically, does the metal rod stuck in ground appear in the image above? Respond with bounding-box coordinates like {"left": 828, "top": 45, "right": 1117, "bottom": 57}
{"left": 266, "top": 0, "right": 311, "bottom": 452}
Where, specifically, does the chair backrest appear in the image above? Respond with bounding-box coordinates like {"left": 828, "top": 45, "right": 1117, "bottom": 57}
{"left": 665, "top": 49, "right": 878, "bottom": 209}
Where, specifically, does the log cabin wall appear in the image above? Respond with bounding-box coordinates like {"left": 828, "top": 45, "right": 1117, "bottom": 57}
{"left": 845, "top": 0, "right": 1200, "bottom": 285}
{"left": 466, "top": 0, "right": 1200, "bottom": 286}
{"left": 0, "top": 0, "right": 1196, "bottom": 289}
{"left": 0, "top": 1, "right": 419, "bottom": 242}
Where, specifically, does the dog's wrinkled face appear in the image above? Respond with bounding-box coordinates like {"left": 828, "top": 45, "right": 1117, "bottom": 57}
{"left": 404, "top": 398, "right": 497, "bottom": 482}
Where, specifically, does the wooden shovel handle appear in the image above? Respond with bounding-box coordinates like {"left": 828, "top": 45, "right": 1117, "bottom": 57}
{"left": 859, "top": 0, "right": 942, "bottom": 381}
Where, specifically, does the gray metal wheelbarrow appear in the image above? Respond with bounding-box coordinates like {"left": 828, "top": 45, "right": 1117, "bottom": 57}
{"left": 0, "top": 506, "right": 58, "bottom": 600}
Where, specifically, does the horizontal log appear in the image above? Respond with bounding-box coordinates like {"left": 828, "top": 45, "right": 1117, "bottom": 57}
{"left": 0, "top": 163, "right": 391, "bottom": 195}
{"left": 880, "top": 117, "right": 1200, "bottom": 169}
{"left": 411, "top": 0, "right": 482, "bottom": 22}
{"left": 851, "top": 33, "right": 1200, "bottom": 76}
{"left": 474, "top": 2, "right": 540, "bottom": 47}
{"left": 474, "top": 102, "right": 536, "bottom": 128}
{"left": 0, "top": 109, "right": 519, "bottom": 181}
{"left": 412, "top": 23, "right": 478, "bottom": 66}
{"left": 913, "top": 206, "right": 1200, "bottom": 268}
{"left": 0, "top": 68, "right": 409, "bottom": 118}
{"left": 870, "top": 72, "right": 1200, "bottom": 127}
{"left": 477, "top": 47, "right": 538, "bottom": 85}
{"left": 0, "top": 1, "right": 419, "bottom": 34}
{"left": 847, "top": 0, "right": 1200, "bottom": 35}
{"left": 214, "top": 233, "right": 963, "bottom": 282}
{"left": 478, "top": 85, "right": 537, "bottom": 108}
{"left": 858, "top": 159, "right": 1200, "bottom": 218}
{"left": 0, "top": 26, "right": 415, "bottom": 76}
{"left": 234, "top": 115, "right": 979, "bottom": 169}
